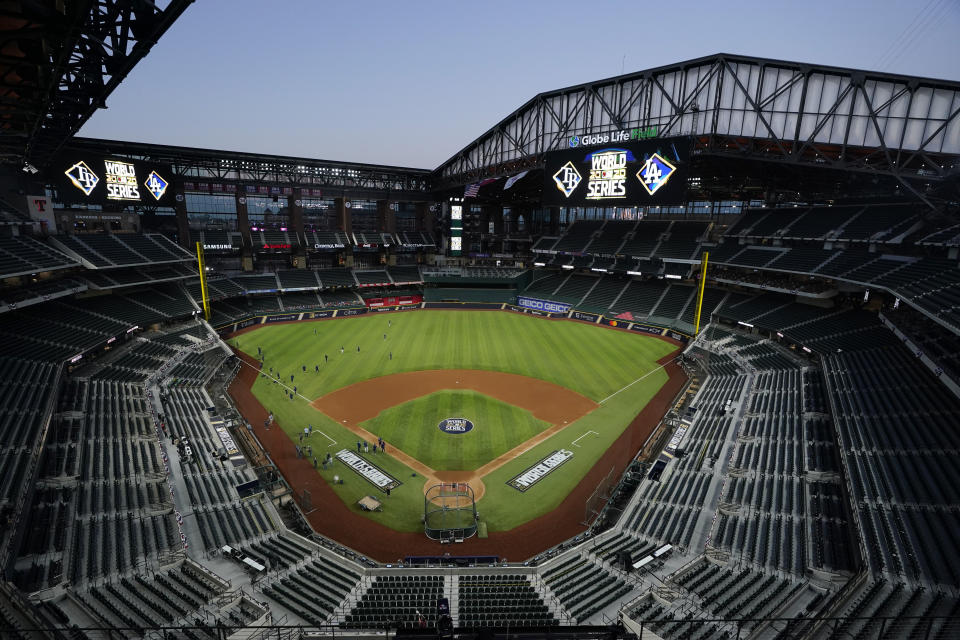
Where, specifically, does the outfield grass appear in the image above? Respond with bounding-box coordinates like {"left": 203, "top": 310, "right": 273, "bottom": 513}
{"left": 229, "top": 311, "right": 675, "bottom": 402}
{"left": 235, "top": 310, "right": 677, "bottom": 533}
{"left": 363, "top": 390, "right": 551, "bottom": 471}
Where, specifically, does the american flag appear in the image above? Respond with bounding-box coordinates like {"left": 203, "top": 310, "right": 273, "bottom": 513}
{"left": 464, "top": 178, "right": 497, "bottom": 198}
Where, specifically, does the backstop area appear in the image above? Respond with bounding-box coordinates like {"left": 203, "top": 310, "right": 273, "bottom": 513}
{"left": 424, "top": 482, "right": 478, "bottom": 542}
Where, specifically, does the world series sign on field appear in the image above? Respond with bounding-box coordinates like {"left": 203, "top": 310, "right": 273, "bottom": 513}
{"left": 336, "top": 450, "right": 403, "bottom": 492}
{"left": 507, "top": 449, "right": 574, "bottom": 492}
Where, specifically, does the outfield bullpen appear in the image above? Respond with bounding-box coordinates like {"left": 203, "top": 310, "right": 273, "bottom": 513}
{"left": 226, "top": 310, "right": 682, "bottom": 554}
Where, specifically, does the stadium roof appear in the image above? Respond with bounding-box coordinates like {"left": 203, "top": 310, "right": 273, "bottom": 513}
{"left": 434, "top": 53, "right": 960, "bottom": 207}
{"left": 0, "top": 0, "right": 192, "bottom": 170}
{"left": 65, "top": 136, "right": 432, "bottom": 199}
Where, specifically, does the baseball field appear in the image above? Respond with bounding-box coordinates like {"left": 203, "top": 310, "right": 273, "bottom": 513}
{"left": 228, "top": 310, "right": 677, "bottom": 534}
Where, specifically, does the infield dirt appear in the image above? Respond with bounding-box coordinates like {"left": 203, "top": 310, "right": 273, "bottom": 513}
{"left": 311, "top": 369, "right": 599, "bottom": 500}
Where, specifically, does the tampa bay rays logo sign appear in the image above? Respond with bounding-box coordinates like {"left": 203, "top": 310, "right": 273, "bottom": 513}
{"left": 65, "top": 161, "right": 99, "bottom": 196}
{"left": 552, "top": 161, "right": 582, "bottom": 198}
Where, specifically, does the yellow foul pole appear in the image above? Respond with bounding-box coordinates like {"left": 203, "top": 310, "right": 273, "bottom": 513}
{"left": 196, "top": 242, "right": 211, "bottom": 321}
{"left": 693, "top": 251, "right": 709, "bottom": 335}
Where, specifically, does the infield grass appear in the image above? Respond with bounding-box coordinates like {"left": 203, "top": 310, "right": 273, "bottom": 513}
{"left": 363, "top": 390, "right": 551, "bottom": 471}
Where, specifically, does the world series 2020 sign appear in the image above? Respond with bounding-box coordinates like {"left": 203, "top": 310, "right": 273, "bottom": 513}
{"left": 336, "top": 449, "right": 403, "bottom": 492}
{"left": 55, "top": 154, "right": 175, "bottom": 207}
{"left": 507, "top": 449, "right": 574, "bottom": 492}
{"left": 542, "top": 136, "right": 689, "bottom": 207}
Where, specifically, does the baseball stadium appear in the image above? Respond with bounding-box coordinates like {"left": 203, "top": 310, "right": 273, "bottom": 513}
{"left": 0, "top": 2, "right": 959, "bottom": 640}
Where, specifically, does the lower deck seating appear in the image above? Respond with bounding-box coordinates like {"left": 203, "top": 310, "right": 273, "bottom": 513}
{"left": 262, "top": 557, "right": 360, "bottom": 625}
{"left": 542, "top": 557, "right": 630, "bottom": 622}
{"left": 72, "top": 561, "right": 226, "bottom": 632}
{"left": 459, "top": 574, "right": 558, "bottom": 627}
{"left": 342, "top": 575, "right": 445, "bottom": 629}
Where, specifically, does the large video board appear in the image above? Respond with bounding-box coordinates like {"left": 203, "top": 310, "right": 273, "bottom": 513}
{"left": 53, "top": 154, "right": 175, "bottom": 207}
{"left": 542, "top": 136, "right": 689, "bottom": 206}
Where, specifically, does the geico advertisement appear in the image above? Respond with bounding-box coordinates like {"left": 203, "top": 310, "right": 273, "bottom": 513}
{"left": 542, "top": 136, "right": 689, "bottom": 206}
{"left": 55, "top": 155, "right": 174, "bottom": 206}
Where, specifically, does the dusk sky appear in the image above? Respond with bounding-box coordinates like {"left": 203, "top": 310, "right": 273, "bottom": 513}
{"left": 78, "top": 0, "right": 960, "bottom": 169}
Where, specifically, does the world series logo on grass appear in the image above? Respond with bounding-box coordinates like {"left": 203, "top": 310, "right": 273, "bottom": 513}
{"left": 438, "top": 418, "right": 474, "bottom": 434}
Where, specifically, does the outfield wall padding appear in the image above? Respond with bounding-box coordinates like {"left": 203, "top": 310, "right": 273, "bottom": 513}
{"left": 218, "top": 303, "right": 693, "bottom": 342}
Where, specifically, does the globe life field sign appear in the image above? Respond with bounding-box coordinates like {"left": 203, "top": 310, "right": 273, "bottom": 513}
{"left": 438, "top": 418, "right": 474, "bottom": 434}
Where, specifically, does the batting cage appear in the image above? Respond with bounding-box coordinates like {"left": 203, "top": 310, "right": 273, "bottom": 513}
{"left": 424, "top": 482, "right": 478, "bottom": 542}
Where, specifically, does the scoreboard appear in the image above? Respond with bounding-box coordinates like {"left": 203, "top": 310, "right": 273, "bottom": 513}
{"left": 53, "top": 154, "right": 175, "bottom": 207}
{"left": 542, "top": 136, "right": 689, "bottom": 207}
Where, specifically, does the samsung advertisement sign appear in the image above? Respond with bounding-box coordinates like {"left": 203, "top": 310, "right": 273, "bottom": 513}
{"left": 542, "top": 136, "right": 689, "bottom": 207}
